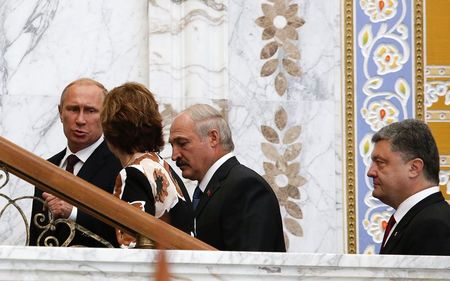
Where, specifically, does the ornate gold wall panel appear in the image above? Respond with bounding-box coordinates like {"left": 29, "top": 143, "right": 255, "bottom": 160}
{"left": 425, "top": 0, "right": 450, "bottom": 199}
{"left": 346, "top": 0, "right": 450, "bottom": 253}
{"left": 426, "top": 0, "right": 450, "bottom": 65}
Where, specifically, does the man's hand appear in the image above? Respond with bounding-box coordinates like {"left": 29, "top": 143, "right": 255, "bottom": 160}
{"left": 42, "top": 192, "right": 73, "bottom": 219}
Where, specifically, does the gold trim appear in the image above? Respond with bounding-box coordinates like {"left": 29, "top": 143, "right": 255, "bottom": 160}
{"left": 425, "top": 66, "right": 450, "bottom": 77}
{"left": 440, "top": 155, "right": 450, "bottom": 167}
{"left": 136, "top": 235, "right": 156, "bottom": 249}
{"left": 344, "top": 0, "right": 356, "bottom": 254}
{"left": 425, "top": 110, "right": 450, "bottom": 122}
{"left": 415, "top": 0, "right": 425, "bottom": 120}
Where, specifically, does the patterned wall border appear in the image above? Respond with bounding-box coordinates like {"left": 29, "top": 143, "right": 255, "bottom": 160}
{"left": 344, "top": 0, "right": 357, "bottom": 254}
{"left": 424, "top": 64, "right": 450, "bottom": 196}
{"left": 344, "top": 0, "right": 423, "bottom": 254}
{"left": 414, "top": 0, "right": 425, "bottom": 120}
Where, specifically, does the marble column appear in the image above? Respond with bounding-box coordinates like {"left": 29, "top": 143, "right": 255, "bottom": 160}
{"left": 0, "top": 0, "right": 148, "bottom": 245}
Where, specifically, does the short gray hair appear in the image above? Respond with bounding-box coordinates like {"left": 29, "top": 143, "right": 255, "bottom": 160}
{"left": 372, "top": 119, "right": 440, "bottom": 184}
{"left": 183, "top": 104, "right": 235, "bottom": 152}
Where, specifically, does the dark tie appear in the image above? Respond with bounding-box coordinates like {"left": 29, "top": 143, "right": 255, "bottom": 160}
{"left": 65, "top": 154, "right": 80, "bottom": 174}
{"left": 381, "top": 215, "right": 396, "bottom": 247}
{"left": 192, "top": 185, "right": 203, "bottom": 211}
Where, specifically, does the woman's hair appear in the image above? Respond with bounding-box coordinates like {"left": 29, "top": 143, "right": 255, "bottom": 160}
{"left": 101, "top": 82, "right": 164, "bottom": 154}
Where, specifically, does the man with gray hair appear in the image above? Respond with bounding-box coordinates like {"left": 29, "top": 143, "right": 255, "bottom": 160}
{"left": 367, "top": 119, "right": 450, "bottom": 255}
{"left": 169, "top": 104, "right": 285, "bottom": 251}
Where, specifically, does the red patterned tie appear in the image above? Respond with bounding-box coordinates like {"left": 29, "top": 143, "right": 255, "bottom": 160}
{"left": 65, "top": 154, "right": 80, "bottom": 174}
{"left": 381, "top": 215, "right": 396, "bottom": 247}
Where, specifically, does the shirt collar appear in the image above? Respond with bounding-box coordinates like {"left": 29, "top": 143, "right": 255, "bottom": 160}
{"left": 61, "top": 137, "right": 104, "bottom": 167}
{"left": 198, "top": 152, "right": 234, "bottom": 192}
{"left": 393, "top": 186, "right": 440, "bottom": 222}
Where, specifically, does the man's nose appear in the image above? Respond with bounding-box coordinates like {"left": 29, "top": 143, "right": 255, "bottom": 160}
{"left": 171, "top": 146, "right": 179, "bottom": 161}
{"left": 75, "top": 111, "right": 86, "bottom": 124}
{"left": 367, "top": 163, "right": 376, "bottom": 177}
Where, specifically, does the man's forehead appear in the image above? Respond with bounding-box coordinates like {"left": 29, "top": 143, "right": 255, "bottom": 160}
{"left": 169, "top": 127, "right": 192, "bottom": 140}
{"left": 371, "top": 140, "right": 400, "bottom": 158}
{"left": 64, "top": 87, "right": 104, "bottom": 101}
{"left": 171, "top": 113, "right": 193, "bottom": 128}
{"left": 170, "top": 122, "right": 198, "bottom": 142}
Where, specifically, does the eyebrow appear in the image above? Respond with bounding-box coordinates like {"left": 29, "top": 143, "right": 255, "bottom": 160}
{"left": 169, "top": 136, "right": 188, "bottom": 143}
{"left": 371, "top": 154, "right": 386, "bottom": 161}
{"left": 84, "top": 105, "right": 99, "bottom": 110}
{"left": 65, "top": 104, "right": 99, "bottom": 110}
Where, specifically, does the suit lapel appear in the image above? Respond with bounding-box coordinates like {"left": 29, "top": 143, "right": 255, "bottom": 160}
{"left": 48, "top": 149, "right": 66, "bottom": 166}
{"left": 381, "top": 192, "right": 444, "bottom": 253}
{"left": 194, "top": 157, "right": 239, "bottom": 217}
{"left": 77, "top": 141, "right": 109, "bottom": 182}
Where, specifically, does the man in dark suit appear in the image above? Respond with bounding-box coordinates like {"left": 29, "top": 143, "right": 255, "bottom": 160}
{"left": 368, "top": 119, "right": 450, "bottom": 255}
{"left": 169, "top": 104, "right": 285, "bottom": 252}
{"left": 29, "top": 78, "right": 122, "bottom": 247}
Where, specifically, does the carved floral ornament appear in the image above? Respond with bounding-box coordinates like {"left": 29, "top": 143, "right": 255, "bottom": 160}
{"left": 255, "top": 0, "right": 305, "bottom": 96}
{"left": 261, "top": 107, "right": 306, "bottom": 248}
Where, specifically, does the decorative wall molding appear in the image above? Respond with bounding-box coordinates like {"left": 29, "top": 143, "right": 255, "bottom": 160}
{"left": 344, "top": 0, "right": 357, "bottom": 254}
{"left": 261, "top": 106, "right": 306, "bottom": 250}
{"left": 414, "top": 0, "right": 425, "bottom": 121}
{"left": 255, "top": 0, "right": 305, "bottom": 96}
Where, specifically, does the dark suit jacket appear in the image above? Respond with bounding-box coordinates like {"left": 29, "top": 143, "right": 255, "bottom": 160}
{"left": 29, "top": 141, "right": 122, "bottom": 247}
{"left": 380, "top": 191, "right": 450, "bottom": 255}
{"left": 194, "top": 156, "right": 285, "bottom": 251}
{"left": 169, "top": 166, "right": 194, "bottom": 234}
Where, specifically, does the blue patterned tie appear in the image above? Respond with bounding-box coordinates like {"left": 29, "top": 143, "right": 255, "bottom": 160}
{"left": 193, "top": 185, "right": 203, "bottom": 211}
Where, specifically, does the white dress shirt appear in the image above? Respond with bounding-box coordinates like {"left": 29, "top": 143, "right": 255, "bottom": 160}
{"left": 386, "top": 186, "right": 440, "bottom": 243}
{"left": 60, "top": 137, "right": 104, "bottom": 221}
{"left": 197, "top": 152, "right": 235, "bottom": 192}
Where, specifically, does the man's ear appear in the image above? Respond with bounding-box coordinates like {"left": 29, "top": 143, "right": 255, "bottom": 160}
{"left": 208, "top": 129, "right": 220, "bottom": 147}
{"left": 409, "top": 158, "right": 424, "bottom": 178}
{"left": 58, "top": 105, "right": 63, "bottom": 122}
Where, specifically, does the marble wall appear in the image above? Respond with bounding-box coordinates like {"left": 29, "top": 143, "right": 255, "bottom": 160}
{"left": 0, "top": 0, "right": 343, "bottom": 253}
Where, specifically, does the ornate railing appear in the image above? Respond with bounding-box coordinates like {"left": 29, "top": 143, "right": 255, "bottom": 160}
{"left": 0, "top": 167, "right": 114, "bottom": 247}
{"left": 0, "top": 136, "right": 215, "bottom": 250}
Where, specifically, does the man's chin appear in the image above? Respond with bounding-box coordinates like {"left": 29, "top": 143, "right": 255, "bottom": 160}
{"left": 180, "top": 169, "right": 195, "bottom": 180}
{"left": 372, "top": 189, "right": 383, "bottom": 201}
{"left": 68, "top": 138, "right": 95, "bottom": 152}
